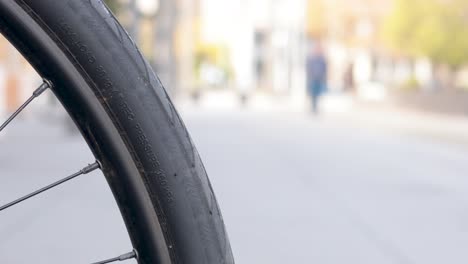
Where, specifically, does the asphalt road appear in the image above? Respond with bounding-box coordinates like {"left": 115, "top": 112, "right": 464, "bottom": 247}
{"left": 1, "top": 107, "right": 468, "bottom": 264}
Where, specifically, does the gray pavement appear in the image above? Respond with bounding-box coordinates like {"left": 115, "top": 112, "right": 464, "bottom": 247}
{"left": 0, "top": 119, "right": 134, "bottom": 263}
{"left": 1, "top": 107, "right": 468, "bottom": 263}
{"left": 182, "top": 108, "right": 468, "bottom": 264}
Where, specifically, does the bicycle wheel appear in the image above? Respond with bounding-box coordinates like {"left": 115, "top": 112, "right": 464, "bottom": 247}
{"left": 0, "top": 0, "right": 234, "bottom": 263}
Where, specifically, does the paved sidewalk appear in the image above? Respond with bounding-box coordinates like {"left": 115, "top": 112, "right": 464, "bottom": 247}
{"left": 326, "top": 103, "right": 468, "bottom": 148}
{"left": 180, "top": 107, "right": 468, "bottom": 264}
{"left": 177, "top": 90, "right": 468, "bottom": 148}
{"left": 0, "top": 119, "right": 134, "bottom": 264}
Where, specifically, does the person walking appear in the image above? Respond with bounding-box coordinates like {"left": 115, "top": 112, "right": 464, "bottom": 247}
{"left": 343, "top": 62, "right": 355, "bottom": 93}
{"left": 306, "top": 42, "right": 328, "bottom": 114}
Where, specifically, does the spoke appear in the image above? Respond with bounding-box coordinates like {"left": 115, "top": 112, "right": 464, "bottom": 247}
{"left": 91, "top": 250, "right": 137, "bottom": 264}
{"left": 0, "top": 161, "right": 100, "bottom": 212}
{"left": 0, "top": 80, "right": 51, "bottom": 133}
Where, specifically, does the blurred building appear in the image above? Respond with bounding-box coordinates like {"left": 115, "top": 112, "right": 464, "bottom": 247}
{"left": 309, "top": 0, "right": 445, "bottom": 99}
{"left": 175, "top": 0, "right": 199, "bottom": 96}
{"left": 307, "top": 0, "right": 393, "bottom": 95}
{"left": 0, "top": 37, "right": 42, "bottom": 118}
{"left": 255, "top": 0, "right": 307, "bottom": 97}
{"left": 151, "top": 0, "right": 177, "bottom": 94}
{"left": 201, "top": 0, "right": 307, "bottom": 98}
{"left": 116, "top": 0, "right": 199, "bottom": 96}
{"left": 0, "top": 37, "right": 21, "bottom": 116}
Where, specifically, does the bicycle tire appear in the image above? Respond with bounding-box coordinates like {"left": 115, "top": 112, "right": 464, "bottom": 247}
{"left": 0, "top": 0, "right": 234, "bottom": 263}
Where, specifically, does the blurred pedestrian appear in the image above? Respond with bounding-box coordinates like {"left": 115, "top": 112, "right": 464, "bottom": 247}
{"left": 306, "top": 42, "right": 328, "bottom": 114}
{"left": 343, "top": 62, "right": 355, "bottom": 93}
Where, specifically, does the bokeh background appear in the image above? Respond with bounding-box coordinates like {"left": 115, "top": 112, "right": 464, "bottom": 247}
{"left": 1, "top": 0, "right": 468, "bottom": 263}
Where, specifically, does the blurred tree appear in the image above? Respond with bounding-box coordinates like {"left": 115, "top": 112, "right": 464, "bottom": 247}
{"left": 103, "top": 0, "right": 121, "bottom": 14}
{"left": 384, "top": 0, "right": 468, "bottom": 69}
{"left": 194, "top": 43, "right": 232, "bottom": 85}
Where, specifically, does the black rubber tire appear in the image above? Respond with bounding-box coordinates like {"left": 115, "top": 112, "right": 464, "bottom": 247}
{"left": 0, "top": 1, "right": 234, "bottom": 263}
